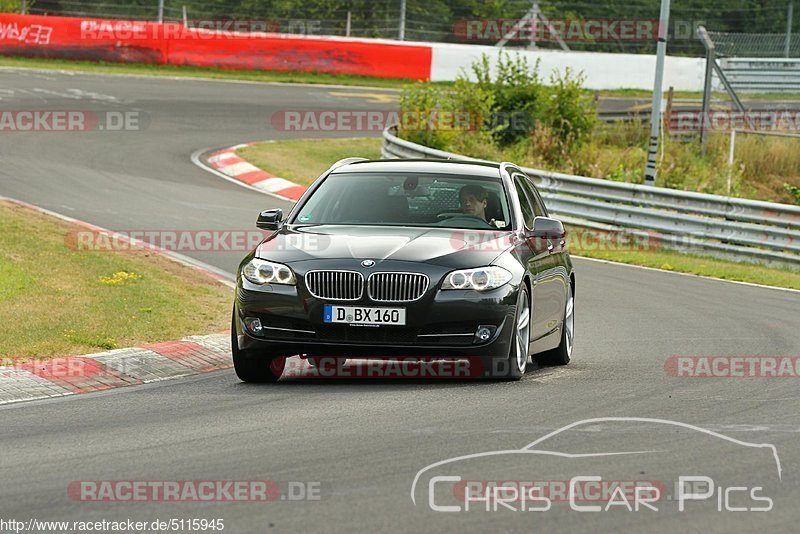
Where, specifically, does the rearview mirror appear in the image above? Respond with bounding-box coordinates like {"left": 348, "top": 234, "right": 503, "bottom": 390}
{"left": 256, "top": 209, "right": 283, "bottom": 230}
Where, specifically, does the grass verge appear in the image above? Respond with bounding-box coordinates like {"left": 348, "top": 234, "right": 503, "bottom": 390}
{"left": 237, "top": 138, "right": 382, "bottom": 186}
{"left": 0, "top": 201, "right": 231, "bottom": 358}
{"left": 237, "top": 137, "right": 799, "bottom": 290}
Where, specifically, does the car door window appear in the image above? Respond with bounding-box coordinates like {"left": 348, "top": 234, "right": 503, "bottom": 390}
{"left": 513, "top": 177, "right": 535, "bottom": 229}
{"left": 517, "top": 174, "right": 547, "bottom": 217}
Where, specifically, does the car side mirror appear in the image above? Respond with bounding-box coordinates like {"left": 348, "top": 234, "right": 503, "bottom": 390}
{"left": 256, "top": 209, "right": 283, "bottom": 230}
{"left": 532, "top": 216, "right": 565, "bottom": 239}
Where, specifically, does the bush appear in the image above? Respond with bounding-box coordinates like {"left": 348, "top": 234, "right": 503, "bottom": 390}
{"left": 0, "top": 0, "right": 30, "bottom": 13}
{"left": 398, "top": 75, "right": 495, "bottom": 151}
{"left": 544, "top": 68, "right": 598, "bottom": 150}
{"left": 399, "top": 52, "right": 598, "bottom": 164}
{"left": 470, "top": 52, "right": 546, "bottom": 147}
{"left": 398, "top": 82, "right": 448, "bottom": 150}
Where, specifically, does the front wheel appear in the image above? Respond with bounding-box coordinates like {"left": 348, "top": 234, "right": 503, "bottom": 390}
{"left": 489, "top": 287, "right": 530, "bottom": 381}
{"left": 535, "top": 283, "right": 574, "bottom": 366}
{"left": 231, "top": 307, "right": 286, "bottom": 383}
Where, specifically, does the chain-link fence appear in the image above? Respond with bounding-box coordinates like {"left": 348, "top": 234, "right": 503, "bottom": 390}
{"left": 7, "top": 0, "right": 800, "bottom": 57}
{"left": 708, "top": 30, "right": 800, "bottom": 58}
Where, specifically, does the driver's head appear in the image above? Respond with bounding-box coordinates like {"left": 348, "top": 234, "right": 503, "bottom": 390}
{"left": 459, "top": 185, "right": 488, "bottom": 219}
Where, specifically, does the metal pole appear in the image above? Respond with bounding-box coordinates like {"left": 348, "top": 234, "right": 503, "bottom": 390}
{"left": 727, "top": 129, "right": 736, "bottom": 195}
{"left": 530, "top": 1, "right": 539, "bottom": 50}
{"left": 182, "top": 5, "right": 188, "bottom": 28}
{"left": 158, "top": 0, "right": 165, "bottom": 23}
{"left": 698, "top": 26, "right": 715, "bottom": 155}
{"left": 399, "top": 0, "right": 406, "bottom": 40}
{"left": 346, "top": 11, "right": 351, "bottom": 37}
{"left": 644, "top": 0, "right": 671, "bottom": 187}
{"left": 21, "top": 0, "right": 26, "bottom": 14}
{"left": 786, "top": 1, "right": 794, "bottom": 58}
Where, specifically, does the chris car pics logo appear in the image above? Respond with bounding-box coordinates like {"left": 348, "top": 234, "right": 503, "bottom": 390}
{"left": 411, "top": 417, "right": 781, "bottom": 513}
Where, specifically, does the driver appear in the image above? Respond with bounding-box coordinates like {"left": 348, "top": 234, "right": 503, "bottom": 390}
{"left": 459, "top": 184, "right": 494, "bottom": 224}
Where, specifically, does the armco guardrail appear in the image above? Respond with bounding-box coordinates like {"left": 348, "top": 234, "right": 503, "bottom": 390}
{"left": 382, "top": 126, "right": 800, "bottom": 267}
{"left": 720, "top": 57, "right": 800, "bottom": 93}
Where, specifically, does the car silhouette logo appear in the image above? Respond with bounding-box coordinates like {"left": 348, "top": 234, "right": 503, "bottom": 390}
{"left": 361, "top": 259, "right": 375, "bottom": 268}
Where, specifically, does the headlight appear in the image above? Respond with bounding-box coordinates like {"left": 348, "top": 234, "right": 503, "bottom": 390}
{"left": 242, "top": 258, "right": 296, "bottom": 285}
{"left": 441, "top": 266, "right": 512, "bottom": 291}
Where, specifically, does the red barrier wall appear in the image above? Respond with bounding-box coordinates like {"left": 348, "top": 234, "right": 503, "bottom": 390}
{"left": 0, "top": 14, "right": 432, "bottom": 80}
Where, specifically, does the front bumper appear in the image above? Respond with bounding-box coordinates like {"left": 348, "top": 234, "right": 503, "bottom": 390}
{"left": 233, "top": 261, "right": 519, "bottom": 362}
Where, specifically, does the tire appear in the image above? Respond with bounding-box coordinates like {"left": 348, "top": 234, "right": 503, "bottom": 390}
{"left": 231, "top": 307, "right": 285, "bottom": 383}
{"left": 489, "top": 287, "right": 530, "bottom": 381}
{"left": 535, "top": 283, "right": 574, "bottom": 366}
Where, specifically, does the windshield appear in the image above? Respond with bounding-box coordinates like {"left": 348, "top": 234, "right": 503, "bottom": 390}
{"left": 292, "top": 172, "right": 512, "bottom": 230}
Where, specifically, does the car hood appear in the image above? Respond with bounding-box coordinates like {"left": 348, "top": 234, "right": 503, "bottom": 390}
{"left": 255, "top": 225, "right": 514, "bottom": 268}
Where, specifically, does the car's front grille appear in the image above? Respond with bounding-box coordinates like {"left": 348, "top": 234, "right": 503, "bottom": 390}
{"left": 305, "top": 270, "right": 364, "bottom": 301}
{"left": 367, "top": 272, "right": 429, "bottom": 302}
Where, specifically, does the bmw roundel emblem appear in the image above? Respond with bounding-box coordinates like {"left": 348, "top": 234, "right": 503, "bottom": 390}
{"left": 361, "top": 259, "right": 375, "bottom": 268}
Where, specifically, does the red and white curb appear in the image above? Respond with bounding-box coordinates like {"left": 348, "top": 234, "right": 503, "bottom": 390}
{"left": 0, "top": 334, "right": 231, "bottom": 406}
{"left": 206, "top": 143, "right": 307, "bottom": 201}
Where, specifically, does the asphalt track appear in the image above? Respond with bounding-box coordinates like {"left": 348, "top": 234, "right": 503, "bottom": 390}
{"left": 1, "top": 68, "right": 800, "bottom": 533}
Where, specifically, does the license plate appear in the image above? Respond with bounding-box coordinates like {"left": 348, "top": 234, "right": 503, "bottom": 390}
{"left": 324, "top": 305, "right": 406, "bottom": 326}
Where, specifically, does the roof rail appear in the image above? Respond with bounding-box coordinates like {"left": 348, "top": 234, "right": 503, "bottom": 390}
{"left": 328, "top": 157, "right": 369, "bottom": 172}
